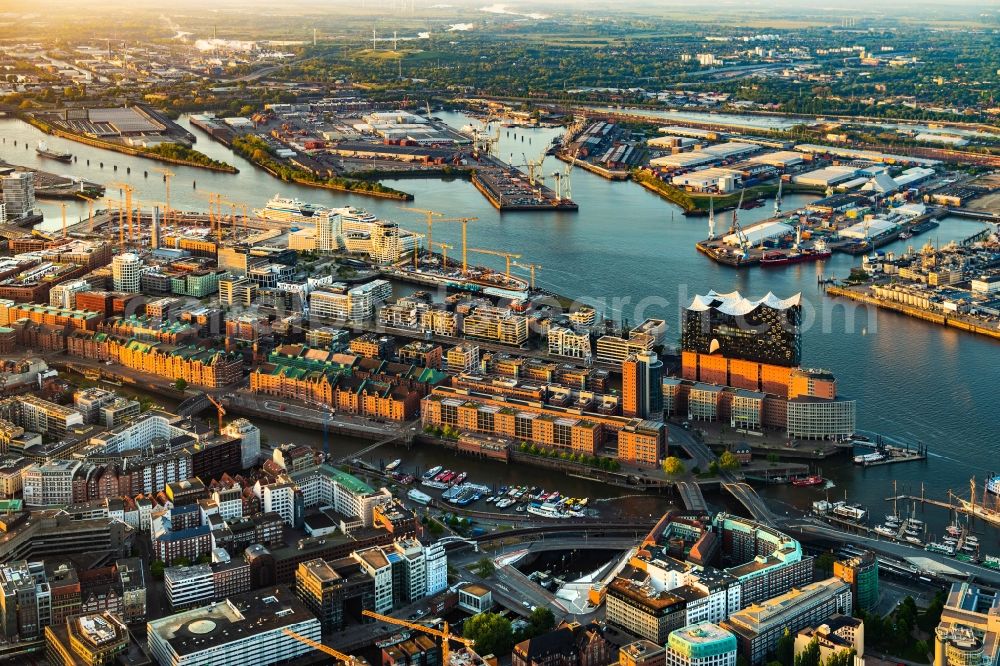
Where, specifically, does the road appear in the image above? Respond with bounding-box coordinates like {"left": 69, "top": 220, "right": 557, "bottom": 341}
{"left": 786, "top": 520, "right": 1000, "bottom": 586}
{"left": 675, "top": 481, "right": 708, "bottom": 512}
{"left": 668, "top": 424, "right": 716, "bottom": 469}
{"left": 722, "top": 477, "right": 778, "bottom": 526}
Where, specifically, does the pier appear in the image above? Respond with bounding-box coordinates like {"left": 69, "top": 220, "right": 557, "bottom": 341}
{"left": 470, "top": 155, "right": 578, "bottom": 211}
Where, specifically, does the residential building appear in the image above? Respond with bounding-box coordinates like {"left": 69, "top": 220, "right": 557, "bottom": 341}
{"left": 354, "top": 546, "right": 392, "bottom": 613}
{"left": 10, "top": 395, "right": 84, "bottom": 438}
{"left": 425, "top": 542, "right": 448, "bottom": 596}
{"left": 146, "top": 588, "right": 321, "bottom": 666}
{"left": 458, "top": 584, "right": 492, "bottom": 614}
{"left": 309, "top": 280, "right": 392, "bottom": 322}
{"left": 49, "top": 279, "right": 90, "bottom": 309}
{"left": 463, "top": 306, "right": 528, "bottom": 345}
{"left": 596, "top": 333, "right": 655, "bottom": 365}
{"left": 22, "top": 460, "right": 82, "bottom": 506}
{"left": 548, "top": 326, "right": 592, "bottom": 362}
{"left": 222, "top": 418, "right": 261, "bottom": 469}
{"left": 218, "top": 276, "right": 257, "bottom": 307}
{"left": 446, "top": 343, "right": 480, "bottom": 374}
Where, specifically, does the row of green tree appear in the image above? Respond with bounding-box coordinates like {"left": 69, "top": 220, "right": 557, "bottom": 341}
{"left": 517, "top": 441, "right": 621, "bottom": 471}
{"left": 462, "top": 607, "right": 556, "bottom": 658}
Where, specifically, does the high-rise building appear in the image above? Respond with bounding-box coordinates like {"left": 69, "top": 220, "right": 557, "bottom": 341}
{"left": 151, "top": 206, "right": 161, "bottom": 249}
{"left": 2, "top": 172, "right": 35, "bottom": 220}
{"left": 623, "top": 351, "right": 664, "bottom": 419}
{"left": 111, "top": 253, "right": 141, "bottom": 293}
{"left": 833, "top": 552, "right": 878, "bottom": 612}
{"left": 665, "top": 623, "right": 738, "bottom": 666}
{"left": 223, "top": 418, "right": 261, "bottom": 469}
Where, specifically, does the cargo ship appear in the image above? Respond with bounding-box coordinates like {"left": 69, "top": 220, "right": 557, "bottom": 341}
{"left": 760, "top": 241, "right": 832, "bottom": 267}
{"left": 36, "top": 140, "right": 72, "bottom": 163}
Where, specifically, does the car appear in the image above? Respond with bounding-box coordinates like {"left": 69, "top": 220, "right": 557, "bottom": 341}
{"left": 522, "top": 601, "right": 530, "bottom": 608}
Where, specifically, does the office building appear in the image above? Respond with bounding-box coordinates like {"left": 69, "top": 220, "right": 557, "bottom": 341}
{"left": 620, "top": 640, "right": 666, "bottom": 666}
{"left": 44, "top": 612, "right": 129, "bottom": 666}
{"left": 623, "top": 351, "right": 664, "bottom": 419}
{"left": 22, "top": 460, "right": 82, "bottom": 506}
{"left": 2, "top": 172, "right": 35, "bottom": 220}
{"left": 164, "top": 554, "right": 252, "bottom": 611}
{"left": 218, "top": 275, "right": 257, "bottom": 307}
{"left": 10, "top": 395, "right": 84, "bottom": 438}
{"left": 833, "top": 552, "right": 878, "bottom": 612}
{"left": 933, "top": 583, "right": 1000, "bottom": 666}
{"left": 722, "top": 578, "right": 852, "bottom": 666}
{"left": 425, "top": 542, "right": 448, "bottom": 596}
{"left": 665, "top": 623, "right": 738, "bottom": 666}
{"left": 222, "top": 418, "right": 261, "bottom": 469}
{"left": 0, "top": 560, "right": 46, "bottom": 641}
{"left": 458, "top": 584, "right": 492, "bottom": 614}
{"left": 49, "top": 279, "right": 91, "bottom": 310}
{"left": 794, "top": 615, "right": 864, "bottom": 665}
{"left": 596, "top": 332, "right": 655, "bottom": 365}
{"left": 111, "top": 253, "right": 142, "bottom": 293}
{"left": 147, "top": 588, "right": 321, "bottom": 666}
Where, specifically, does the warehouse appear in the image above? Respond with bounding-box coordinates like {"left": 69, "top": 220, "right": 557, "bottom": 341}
{"left": 672, "top": 167, "right": 743, "bottom": 193}
{"left": 722, "top": 220, "right": 794, "bottom": 247}
{"left": 701, "top": 142, "right": 759, "bottom": 159}
{"left": 839, "top": 217, "right": 898, "bottom": 239}
{"left": 748, "top": 151, "right": 807, "bottom": 168}
{"left": 792, "top": 165, "right": 858, "bottom": 187}
{"left": 649, "top": 152, "right": 718, "bottom": 169}
{"left": 647, "top": 135, "right": 699, "bottom": 150}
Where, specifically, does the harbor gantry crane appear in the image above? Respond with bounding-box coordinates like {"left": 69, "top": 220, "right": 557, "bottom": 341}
{"left": 361, "top": 610, "right": 475, "bottom": 666}
{"left": 281, "top": 628, "right": 361, "bottom": 665}
{"left": 398, "top": 207, "right": 443, "bottom": 260}
{"left": 469, "top": 248, "right": 522, "bottom": 278}
{"left": 152, "top": 167, "right": 175, "bottom": 223}
{"left": 59, "top": 202, "right": 67, "bottom": 238}
{"left": 205, "top": 394, "right": 226, "bottom": 433}
{"left": 433, "top": 217, "right": 478, "bottom": 273}
{"left": 512, "top": 261, "right": 541, "bottom": 290}
{"left": 729, "top": 190, "right": 751, "bottom": 261}
{"left": 109, "top": 182, "right": 135, "bottom": 247}
{"left": 435, "top": 242, "right": 454, "bottom": 269}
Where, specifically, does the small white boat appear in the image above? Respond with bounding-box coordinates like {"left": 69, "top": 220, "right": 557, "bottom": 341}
{"left": 385, "top": 459, "right": 402, "bottom": 472}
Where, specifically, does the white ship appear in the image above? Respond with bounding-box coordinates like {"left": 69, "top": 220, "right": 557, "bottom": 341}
{"left": 407, "top": 489, "right": 432, "bottom": 505}
{"left": 526, "top": 503, "right": 567, "bottom": 519}
{"left": 254, "top": 195, "right": 329, "bottom": 222}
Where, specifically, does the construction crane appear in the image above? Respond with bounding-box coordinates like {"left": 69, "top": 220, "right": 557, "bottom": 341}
{"left": 512, "top": 261, "right": 541, "bottom": 290}
{"left": 435, "top": 242, "right": 454, "bottom": 269}
{"left": 77, "top": 194, "right": 100, "bottom": 233}
{"left": 109, "top": 182, "right": 135, "bottom": 247}
{"left": 398, "top": 207, "right": 443, "bottom": 259}
{"left": 730, "top": 190, "right": 751, "bottom": 261}
{"left": 205, "top": 394, "right": 226, "bottom": 433}
{"left": 550, "top": 161, "right": 572, "bottom": 201}
{"left": 434, "top": 217, "right": 478, "bottom": 273}
{"left": 469, "top": 248, "right": 522, "bottom": 278}
{"left": 361, "top": 610, "right": 474, "bottom": 666}
{"left": 281, "top": 628, "right": 360, "bottom": 665}
{"left": 152, "top": 167, "right": 175, "bottom": 223}
{"left": 59, "top": 202, "right": 67, "bottom": 238}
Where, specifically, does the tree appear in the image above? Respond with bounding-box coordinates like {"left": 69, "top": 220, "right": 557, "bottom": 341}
{"left": 662, "top": 456, "right": 685, "bottom": 476}
{"left": 775, "top": 627, "right": 794, "bottom": 666}
{"left": 173, "top": 378, "right": 188, "bottom": 391}
{"left": 472, "top": 557, "right": 495, "bottom": 578}
{"left": 527, "top": 606, "right": 555, "bottom": 635}
{"left": 708, "top": 460, "right": 720, "bottom": 475}
{"left": 463, "top": 613, "right": 513, "bottom": 657}
{"left": 719, "top": 450, "right": 741, "bottom": 470}
{"left": 824, "top": 650, "right": 856, "bottom": 666}
{"left": 816, "top": 552, "right": 837, "bottom": 574}
{"left": 150, "top": 560, "right": 165, "bottom": 579}
{"left": 794, "top": 637, "right": 821, "bottom": 666}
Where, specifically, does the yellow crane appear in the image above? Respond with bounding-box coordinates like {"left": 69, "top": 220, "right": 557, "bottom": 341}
{"left": 109, "top": 182, "right": 135, "bottom": 247}
{"left": 281, "top": 628, "right": 361, "bottom": 665}
{"left": 435, "top": 242, "right": 454, "bottom": 269}
{"left": 434, "top": 217, "right": 478, "bottom": 273}
{"left": 152, "top": 167, "right": 175, "bottom": 223}
{"left": 77, "top": 194, "right": 100, "bottom": 234}
{"left": 361, "top": 610, "right": 475, "bottom": 666}
{"left": 205, "top": 394, "right": 226, "bottom": 433}
{"left": 398, "top": 207, "right": 443, "bottom": 259}
{"left": 469, "top": 247, "right": 522, "bottom": 278}
{"left": 59, "top": 202, "right": 67, "bottom": 238}
{"left": 512, "top": 261, "right": 542, "bottom": 290}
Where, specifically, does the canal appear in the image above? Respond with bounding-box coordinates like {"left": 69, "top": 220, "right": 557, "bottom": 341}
{"left": 3, "top": 111, "right": 995, "bottom": 536}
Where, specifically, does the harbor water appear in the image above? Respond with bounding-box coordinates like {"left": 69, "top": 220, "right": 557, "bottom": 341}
{"left": 2, "top": 112, "right": 995, "bottom": 535}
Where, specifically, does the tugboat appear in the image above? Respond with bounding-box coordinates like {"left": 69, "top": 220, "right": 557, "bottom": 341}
{"left": 36, "top": 140, "right": 72, "bottom": 163}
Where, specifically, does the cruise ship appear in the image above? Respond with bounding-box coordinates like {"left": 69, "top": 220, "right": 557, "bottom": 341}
{"left": 254, "top": 195, "right": 329, "bottom": 222}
